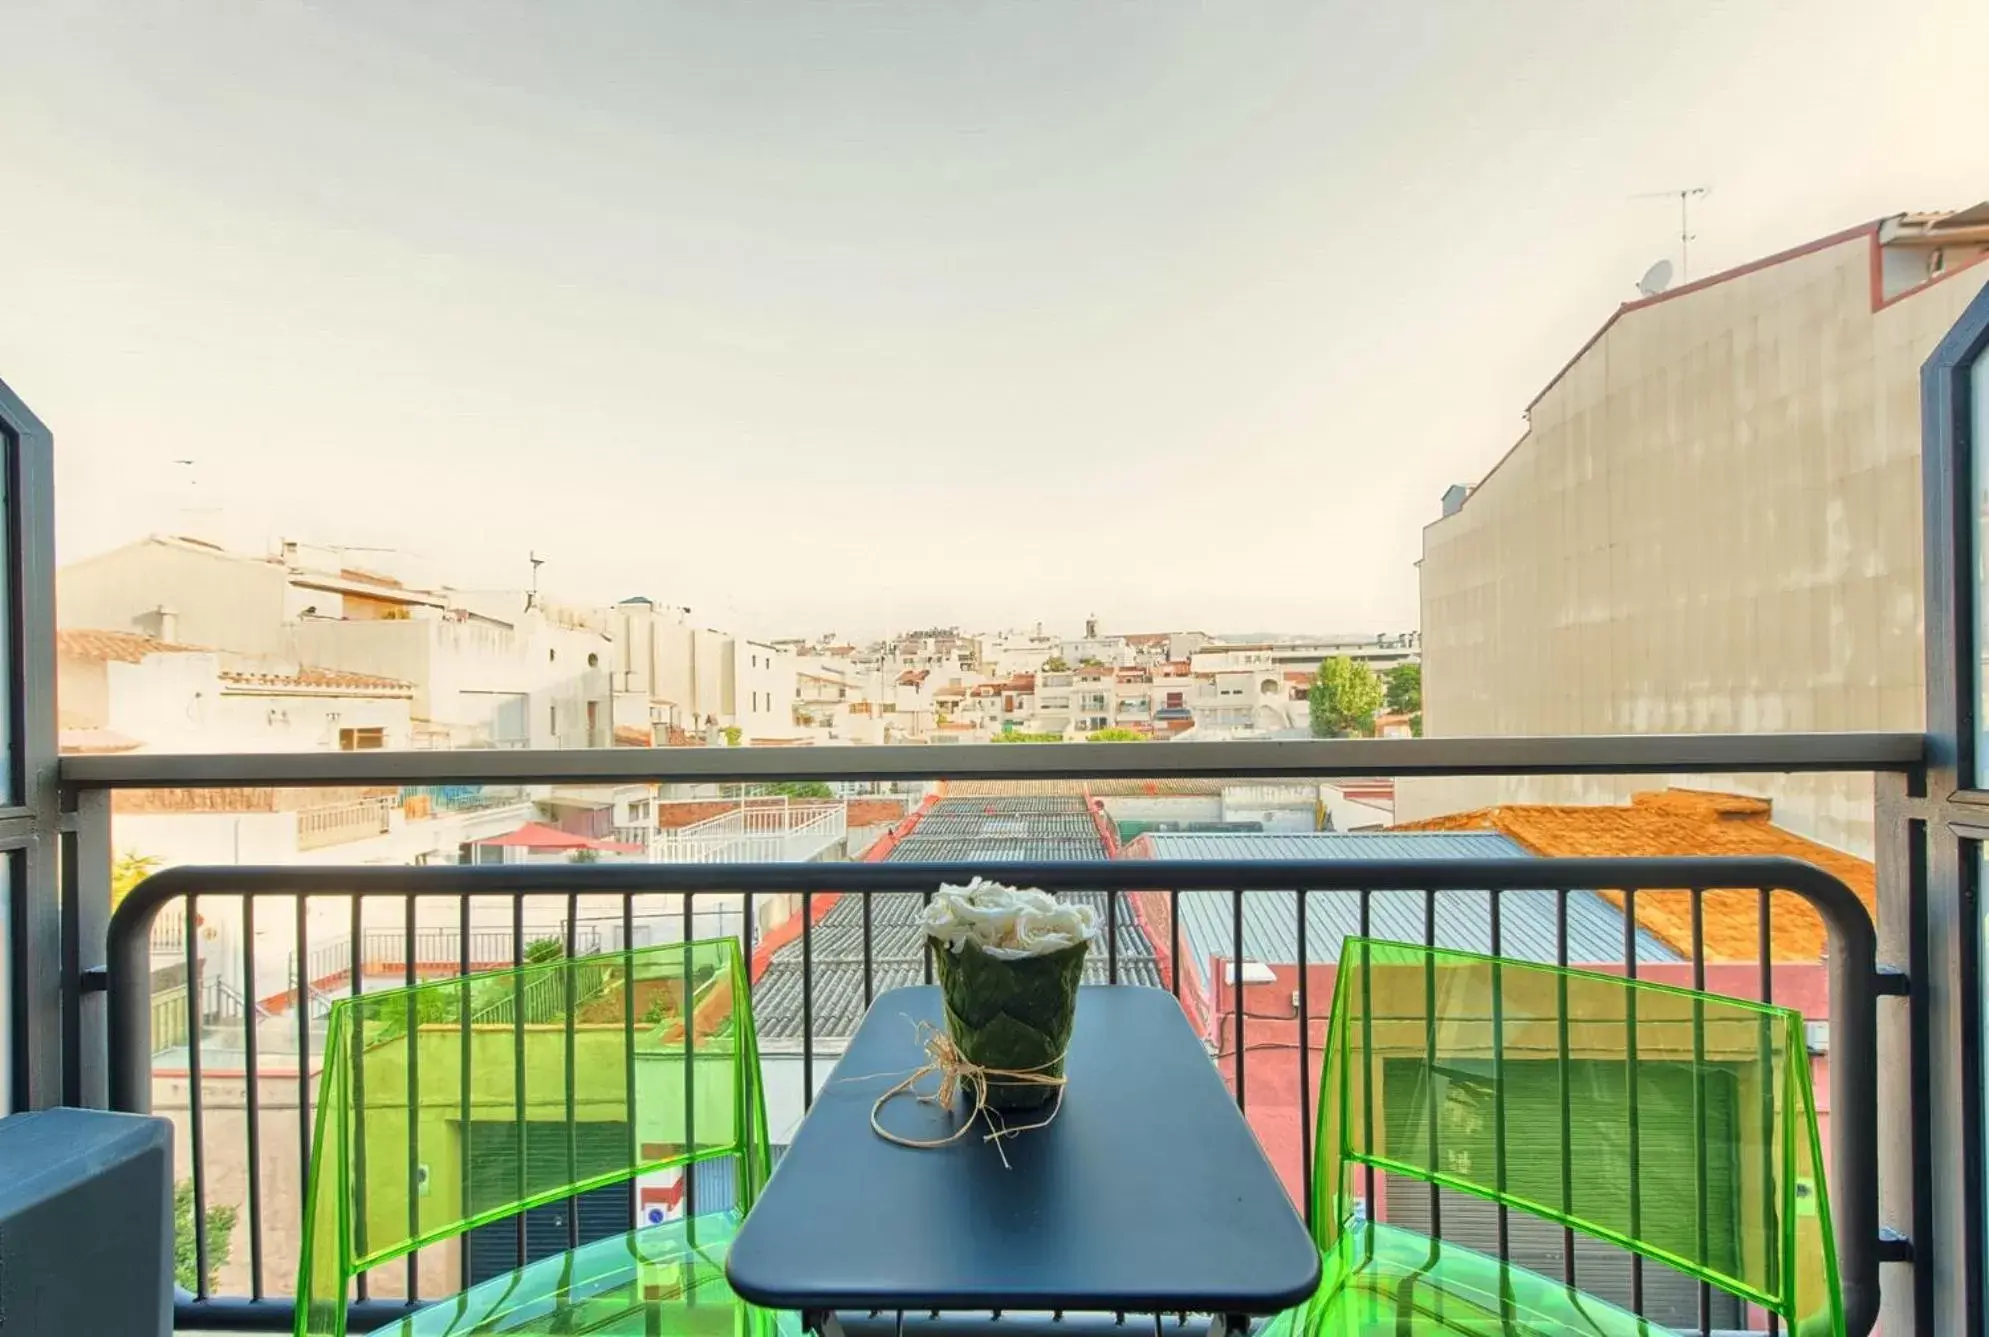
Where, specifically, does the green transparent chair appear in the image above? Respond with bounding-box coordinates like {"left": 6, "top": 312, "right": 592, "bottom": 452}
{"left": 1268, "top": 939, "right": 1844, "bottom": 1337}
{"left": 295, "top": 936, "right": 793, "bottom": 1337}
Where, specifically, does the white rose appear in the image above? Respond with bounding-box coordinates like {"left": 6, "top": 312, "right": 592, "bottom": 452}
{"left": 922, "top": 878, "right": 1099, "bottom": 960}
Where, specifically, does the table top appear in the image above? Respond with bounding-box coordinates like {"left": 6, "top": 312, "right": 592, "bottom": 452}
{"left": 725, "top": 985, "right": 1320, "bottom": 1316}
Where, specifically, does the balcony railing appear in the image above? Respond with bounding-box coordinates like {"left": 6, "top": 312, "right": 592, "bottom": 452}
{"left": 61, "top": 732, "right": 1920, "bottom": 1335}
{"left": 295, "top": 794, "right": 395, "bottom": 850}
{"left": 652, "top": 800, "right": 849, "bottom": 864}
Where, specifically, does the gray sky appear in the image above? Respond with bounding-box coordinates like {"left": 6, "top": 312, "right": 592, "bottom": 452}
{"left": 3, "top": 1, "right": 1983, "bottom": 640}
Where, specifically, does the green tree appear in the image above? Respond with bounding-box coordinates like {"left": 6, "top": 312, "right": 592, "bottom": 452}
{"left": 1309, "top": 656, "right": 1385, "bottom": 738}
{"left": 523, "top": 935, "right": 566, "bottom": 965}
{"left": 1084, "top": 727, "right": 1147, "bottom": 742}
{"left": 567, "top": 847, "right": 601, "bottom": 864}
{"left": 754, "top": 780, "right": 835, "bottom": 800}
{"left": 174, "top": 1178, "right": 237, "bottom": 1293}
{"left": 112, "top": 851, "right": 161, "bottom": 910}
{"left": 1041, "top": 657, "right": 1070, "bottom": 673}
{"left": 721, "top": 726, "right": 743, "bottom": 747}
{"left": 1384, "top": 662, "right": 1422, "bottom": 717}
{"left": 991, "top": 731, "right": 1065, "bottom": 744}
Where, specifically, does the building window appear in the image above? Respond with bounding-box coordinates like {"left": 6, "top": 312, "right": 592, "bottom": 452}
{"left": 587, "top": 652, "right": 599, "bottom": 668}
{"left": 338, "top": 727, "right": 385, "bottom": 751}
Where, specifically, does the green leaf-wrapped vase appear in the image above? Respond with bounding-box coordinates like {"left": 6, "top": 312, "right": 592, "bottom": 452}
{"left": 930, "top": 933, "right": 1088, "bottom": 1111}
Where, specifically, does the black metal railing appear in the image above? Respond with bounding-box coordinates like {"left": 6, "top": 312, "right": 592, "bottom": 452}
{"left": 102, "top": 855, "right": 1882, "bottom": 1336}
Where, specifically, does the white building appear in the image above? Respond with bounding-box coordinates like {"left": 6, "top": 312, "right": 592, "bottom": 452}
{"left": 60, "top": 536, "right": 614, "bottom": 751}
{"left": 1189, "top": 633, "right": 1419, "bottom": 676}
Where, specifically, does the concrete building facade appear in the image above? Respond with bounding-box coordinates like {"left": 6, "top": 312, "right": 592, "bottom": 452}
{"left": 1402, "top": 210, "right": 1989, "bottom": 856}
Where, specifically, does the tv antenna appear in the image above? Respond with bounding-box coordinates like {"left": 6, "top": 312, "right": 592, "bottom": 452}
{"left": 1633, "top": 185, "right": 1710, "bottom": 281}
{"left": 525, "top": 551, "right": 545, "bottom": 612}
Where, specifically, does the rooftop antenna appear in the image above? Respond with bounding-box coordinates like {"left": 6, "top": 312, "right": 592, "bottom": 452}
{"left": 1635, "top": 258, "right": 1675, "bottom": 298}
{"left": 525, "top": 551, "right": 545, "bottom": 612}
{"left": 1633, "top": 185, "right": 1710, "bottom": 281}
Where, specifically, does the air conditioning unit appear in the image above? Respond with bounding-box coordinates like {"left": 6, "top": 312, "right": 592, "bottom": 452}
{"left": 0, "top": 1108, "right": 172, "bottom": 1336}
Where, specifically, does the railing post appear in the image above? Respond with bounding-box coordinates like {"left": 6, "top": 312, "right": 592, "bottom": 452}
{"left": 1875, "top": 768, "right": 1926, "bottom": 1337}
{"left": 58, "top": 785, "right": 114, "bottom": 1107}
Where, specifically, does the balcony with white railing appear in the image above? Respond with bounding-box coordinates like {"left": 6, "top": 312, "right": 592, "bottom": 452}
{"left": 294, "top": 794, "right": 395, "bottom": 850}
{"left": 651, "top": 799, "right": 850, "bottom": 864}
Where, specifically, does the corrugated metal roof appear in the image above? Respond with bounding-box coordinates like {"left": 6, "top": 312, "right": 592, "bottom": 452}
{"left": 753, "top": 797, "right": 1159, "bottom": 1041}
{"left": 1134, "top": 831, "right": 1682, "bottom": 972}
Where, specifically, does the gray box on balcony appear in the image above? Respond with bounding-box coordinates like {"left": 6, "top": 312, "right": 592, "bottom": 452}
{"left": 0, "top": 1107, "right": 172, "bottom": 1337}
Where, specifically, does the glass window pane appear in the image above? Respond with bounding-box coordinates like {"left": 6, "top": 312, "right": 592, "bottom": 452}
{"left": 0, "top": 428, "right": 12, "bottom": 807}
{"left": 1975, "top": 348, "right": 1989, "bottom": 783}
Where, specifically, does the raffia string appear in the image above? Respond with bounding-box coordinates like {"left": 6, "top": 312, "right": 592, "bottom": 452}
{"left": 854, "top": 1019, "right": 1068, "bottom": 1169}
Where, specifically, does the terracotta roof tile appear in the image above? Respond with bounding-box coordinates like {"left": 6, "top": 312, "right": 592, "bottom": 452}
{"left": 1394, "top": 788, "right": 1873, "bottom": 962}
{"left": 56, "top": 628, "right": 204, "bottom": 662}
{"left": 219, "top": 666, "right": 411, "bottom": 693}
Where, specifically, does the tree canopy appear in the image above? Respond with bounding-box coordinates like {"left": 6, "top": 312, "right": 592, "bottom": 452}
{"left": 1309, "top": 656, "right": 1385, "bottom": 738}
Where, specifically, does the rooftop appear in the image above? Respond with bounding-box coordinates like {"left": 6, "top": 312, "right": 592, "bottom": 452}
{"left": 1394, "top": 788, "right": 1876, "bottom": 961}
{"left": 751, "top": 796, "right": 1160, "bottom": 1042}
{"left": 55, "top": 627, "right": 204, "bottom": 662}
{"left": 1129, "top": 831, "right": 1682, "bottom": 971}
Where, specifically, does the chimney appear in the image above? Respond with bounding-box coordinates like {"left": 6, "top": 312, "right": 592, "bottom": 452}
{"left": 138, "top": 605, "right": 179, "bottom": 644}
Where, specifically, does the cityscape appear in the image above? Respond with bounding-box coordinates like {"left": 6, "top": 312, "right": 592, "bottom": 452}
{"left": 2, "top": 4, "right": 1984, "bottom": 1334}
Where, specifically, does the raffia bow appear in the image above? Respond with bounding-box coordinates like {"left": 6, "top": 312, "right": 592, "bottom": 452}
{"left": 863, "top": 1019, "right": 1067, "bottom": 1168}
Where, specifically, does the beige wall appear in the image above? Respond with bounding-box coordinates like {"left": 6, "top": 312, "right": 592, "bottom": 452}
{"left": 1405, "top": 235, "right": 1989, "bottom": 857}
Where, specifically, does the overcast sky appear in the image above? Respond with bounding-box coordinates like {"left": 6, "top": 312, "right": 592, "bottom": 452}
{"left": 3, "top": 2, "right": 1983, "bottom": 640}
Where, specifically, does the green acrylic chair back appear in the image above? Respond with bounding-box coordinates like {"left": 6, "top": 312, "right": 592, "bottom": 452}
{"left": 1310, "top": 939, "right": 1843, "bottom": 1336}
{"left": 295, "top": 936, "right": 772, "bottom": 1337}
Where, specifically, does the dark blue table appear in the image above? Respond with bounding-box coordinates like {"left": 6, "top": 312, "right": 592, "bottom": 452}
{"left": 725, "top": 985, "right": 1319, "bottom": 1335}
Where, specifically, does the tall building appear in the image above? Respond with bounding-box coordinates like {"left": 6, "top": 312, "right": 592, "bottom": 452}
{"left": 1403, "top": 206, "right": 1989, "bottom": 855}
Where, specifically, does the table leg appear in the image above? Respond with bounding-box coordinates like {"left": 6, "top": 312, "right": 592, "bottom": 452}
{"left": 1208, "top": 1314, "right": 1251, "bottom": 1337}
{"left": 806, "top": 1310, "right": 848, "bottom": 1337}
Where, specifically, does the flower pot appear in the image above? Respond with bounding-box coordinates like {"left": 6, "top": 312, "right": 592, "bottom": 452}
{"left": 929, "top": 934, "right": 1088, "bottom": 1111}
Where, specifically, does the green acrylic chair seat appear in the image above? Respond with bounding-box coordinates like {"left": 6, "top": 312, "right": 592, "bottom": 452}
{"left": 1261, "top": 1223, "right": 1678, "bottom": 1336}
{"left": 365, "top": 1212, "right": 802, "bottom": 1337}
{"left": 1276, "top": 939, "right": 1844, "bottom": 1337}
{"left": 296, "top": 937, "right": 789, "bottom": 1337}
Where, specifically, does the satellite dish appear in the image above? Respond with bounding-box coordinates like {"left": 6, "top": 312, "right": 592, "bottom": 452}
{"left": 1636, "top": 258, "right": 1674, "bottom": 298}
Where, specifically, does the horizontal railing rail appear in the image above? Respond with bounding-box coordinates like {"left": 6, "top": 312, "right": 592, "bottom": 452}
{"left": 100, "top": 855, "right": 1882, "bottom": 1336}
{"left": 58, "top": 730, "right": 1925, "bottom": 787}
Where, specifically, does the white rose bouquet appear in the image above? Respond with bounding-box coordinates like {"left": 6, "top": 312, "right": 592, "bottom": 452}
{"left": 921, "top": 879, "right": 1098, "bottom": 1111}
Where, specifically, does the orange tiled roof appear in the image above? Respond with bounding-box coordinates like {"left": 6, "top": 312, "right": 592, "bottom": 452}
{"left": 57, "top": 628, "right": 204, "bottom": 662}
{"left": 219, "top": 666, "right": 412, "bottom": 693}
{"left": 1394, "top": 789, "right": 1874, "bottom": 963}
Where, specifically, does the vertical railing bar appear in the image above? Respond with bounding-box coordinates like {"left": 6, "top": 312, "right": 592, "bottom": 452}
{"left": 242, "top": 892, "right": 265, "bottom": 1298}
{"left": 404, "top": 892, "right": 420, "bottom": 1301}
{"left": 458, "top": 892, "right": 473, "bottom": 1294}
{"left": 622, "top": 891, "right": 638, "bottom": 1235}
{"left": 185, "top": 893, "right": 210, "bottom": 1298}
{"left": 1169, "top": 889, "right": 1181, "bottom": 999}
{"left": 512, "top": 893, "right": 526, "bottom": 1271}
{"left": 1296, "top": 887, "right": 1312, "bottom": 1229}
{"left": 564, "top": 891, "right": 580, "bottom": 1255}
{"left": 1759, "top": 888, "right": 1781, "bottom": 1337}
{"left": 862, "top": 887, "right": 875, "bottom": 1008}
{"left": 922, "top": 889, "right": 935, "bottom": 986}
{"left": 802, "top": 891, "right": 815, "bottom": 1111}
{"left": 1107, "top": 886, "right": 1120, "bottom": 984}
{"left": 1359, "top": 889, "right": 1375, "bottom": 1217}
{"left": 1623, "top": 885, "right": 1644, "bottom": 1317}
{"left": 348, "top": 891, "right": 369, "bottom": 1301}
{"left": 1691, "top": 888, "right": 1711, "bottom": 1337}
{"left": 1422, "top": 887, "right": 1442, "bottom": 1251}
{"left": 296, "top": 890, "right": 314, "bottom": 1275}
{"left": 683, "top": 888, "right": 698, "bottom": 1221}
{"left": 1231, "top": 888, "right": 1245, "bottom": 1111}
{"left": 1556, "top": 888, "right": 1575, "bottom": 1287}
{"left": 1490, "top": 890, "right": 1511, "bottom": 1303}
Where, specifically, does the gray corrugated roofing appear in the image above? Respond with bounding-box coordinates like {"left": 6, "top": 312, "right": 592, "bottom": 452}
{"left": 1134, "top": 831, "right": 1682, "bottom": 973}
{"left": 753, "top": 797, "right": 1159, "bottom": 1041}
